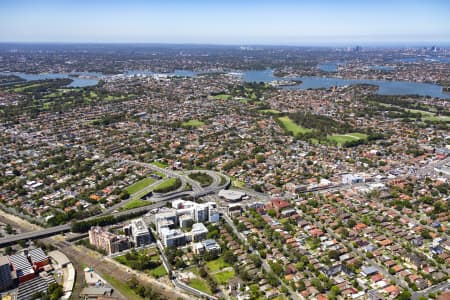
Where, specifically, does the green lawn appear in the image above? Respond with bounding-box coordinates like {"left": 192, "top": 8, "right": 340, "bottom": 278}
{"left": 43, "top": 91, "right": 62, "bottom": 98}
{"left": 181, "top": 119, "right": 205, "bottom": 128}
{"left": 278, "top": 116, "right": 312, "bottom": 136}
{"left": 327, "top": 132, "right": 368, "bottom": 145}
{"left": 125, "top": 178, "right": 156, "bottom": 194}
{"left": 188, "top": 278, "right": 213, "bottom": 295}
{"left": 122, "top": 198, "right": 149, "bottom": 210}
{"left": 212, "top": 94, "right": 232, "bottom": 100}
{"left": 101, "top": 273, "right": 144, "bottom": 300}
{"left": 206, "top": 257, "right": 230, "bottom": 272}
{"left": 152, "top": 161, "right": 168, "bottom": 168}
{"left": 259, "top": 109, "right": 281, "bottom": 115}
{"left": 149, "top": 264, "right": 167, "bottom": 278}
{"left": 232, "top": 179, "right": 245, "bottom": 188}
{"left": 153, "top": 171, "right": 166, "bottom": 178}
{"left": 11, "top": 83, "right": 44, "bottom": 92}
{"left": 373, "top": 102, "right": 450, "bottom": 122}
{"left": 406, "top": 109, "right": 450, "bottom": 122}
{"left": 115, "top": 250, "right": 166, "bottom": 279}
{"left": 152, "top": 177, "right": 182, "bottom": 193}
{"left": 43, "top": 102, "right": 53, "bottom": 109}
{"left": 423, "top": 115, "right": 450, "bottom": 122}
{"left": 212, "top": 269, "right": 235, "bottom": 284}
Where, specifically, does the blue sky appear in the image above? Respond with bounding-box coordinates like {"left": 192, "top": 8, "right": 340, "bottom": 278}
{"left": 0, "top": 0, "right": 449, "bottom": 45}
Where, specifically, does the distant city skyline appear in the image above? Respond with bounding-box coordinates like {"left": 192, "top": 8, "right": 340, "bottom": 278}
{"left": 1, "top": 0, "right": 449, "bottom": 46}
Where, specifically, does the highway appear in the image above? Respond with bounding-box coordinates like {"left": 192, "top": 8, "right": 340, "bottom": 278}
{"left": 0, "top": 224, "right": 71, "bottom": 247}
{"left": 0, "top": 162, "right": 381, "bottom": 249}
{"left": 119, "top": 160, "right": 202, "bottom": 192}
{"left": 103, "top": 177, "right": 165, "bottom": 214}
{"left": 0, "top": 163, "right": 230, "bottom": 248}
{"left": 0, "top": 201, "right": 167, "bottom": 247}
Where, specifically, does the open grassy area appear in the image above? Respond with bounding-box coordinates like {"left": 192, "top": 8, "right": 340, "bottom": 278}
{"left": 423, "top": 115, "right": 450, "bottom": 122}
{"left": 43, "top": 102, "right": 53, "bottom": 109}
{"left": 11, "top": 83, "right": 45, "bottom": 93}
{"left": 43, "top": 91, "right": 62, "bottom": 98}
{"left": 152, "top": 177, "right": 182, "bottom": 193}
{"left": 232, "top": 179, "right": 245, "bottom": 188}
{"left": 101, "top": 273, "right": 144, "bottom": 300}
{"left": 115, "top": 250, "right": 164, "bottom": 279}
{"left": 188, "top": 278, "right": 213, "bottom": 295}
{"left": 212, "top": 94, "right": 232, "bottom": 100}
{"left": 373, "top": 101, "right": 450, "bottom": 122}
{"left": 122, "top": 198, "right": 149, "bottom": 210}
{"left": 153, "top": 171, "right": 166, "bottom": 179}
{"left": 327, "top": 132, "right": 368, "bottom": 145}
{"left": 181, "top": 119, "right": 205, "bottom": 128}
{"left": 152, "top": 161, "right": 169, "bottom": 168}
{"left": 406, "top": 108, "right": 450, "bottom": 122}
{"left": 149, "top": 264, "right": 167, "bottom": 278}
{"left": 259, "top": 109, "right": 281, "bottom": 115}
{"left": 206, "top": 257, "right": 230, "bottom": 272}
{"left": 125, "top": 178, "right": 156, "bottom": 194}
{"left": 278, "top": 116, "right": 312, "bottom": 136}
{"left": 212, "top": 269, "right": 235, "bottom": 284}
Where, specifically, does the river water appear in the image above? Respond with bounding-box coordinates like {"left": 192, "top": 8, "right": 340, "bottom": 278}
{"left": 2, "top": 68, "right": 449, "bottom": 99}
{"left": 242, "top": 69, "right": 450, "bottom": 99}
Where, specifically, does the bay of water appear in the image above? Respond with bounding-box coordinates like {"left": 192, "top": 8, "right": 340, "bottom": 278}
{"left": 0, "top": 72, "right": 101, "bottom": 87}
{"left": 242, "top": 69, "right": 450, "bottom": 99}
{"left": 2, "top": 68, "right": 449, "bottom": 99}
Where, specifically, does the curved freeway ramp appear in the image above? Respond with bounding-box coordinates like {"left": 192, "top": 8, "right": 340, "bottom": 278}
{"left": 0, "top": 164, "right": 231, "bottom": 247}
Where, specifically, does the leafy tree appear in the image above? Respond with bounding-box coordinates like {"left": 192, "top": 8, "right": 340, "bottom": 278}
{"left": 4, "top": 246, "right": 13, "bottom": 255}
{"left": 269, "top": 261, "right": 283, "bottom": 276}
{"left": 223, "top": 250, "right": 237, "bottom": 264}
{"left": 119, "top": 190, "right": 130, "bottom": 200}
{"left": 237, "top": 223, "right": 247, "bottom": 232}
{"left": 347, "top": 219, "right": 356, "bottom": 228}
{"left": 5, "top": 224, "right": 13, "bottom": 234}
{"left": 328, "top": 250, "right": 340, "bottom": 260}
{"left": 396, "top": 290, "right": 411, "bottom": 300}
{"left": 267, "top": 209, "right": 277, "bottom": 218}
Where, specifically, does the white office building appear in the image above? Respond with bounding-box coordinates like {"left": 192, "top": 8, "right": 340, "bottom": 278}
{"left": 160, "top": 228, "right": 186, "bottom": 247}
{"left": 130, "top": 218, "right": 152, "bottom": 247}
{"left": 188, "top": 223, "right": 209, "bottom": 242}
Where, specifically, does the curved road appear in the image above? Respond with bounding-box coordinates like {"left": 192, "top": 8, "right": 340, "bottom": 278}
{"left": 0, "top": 163, "right": 230, "bottom": 248}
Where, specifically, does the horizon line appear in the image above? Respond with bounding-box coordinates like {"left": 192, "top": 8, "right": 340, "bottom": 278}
{"left": 1, "top": 41, "right": 450, "bottom": 48}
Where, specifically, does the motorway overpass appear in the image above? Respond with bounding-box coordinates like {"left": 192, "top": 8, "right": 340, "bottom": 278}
{"left": 0, "top": 201, "right": 167, "bottom": 248}
{"left": 0, "top": 163, "right": 230, "bottom": 248}
{"left": 0, "top": 224, "right": 71, "bottom": 247}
